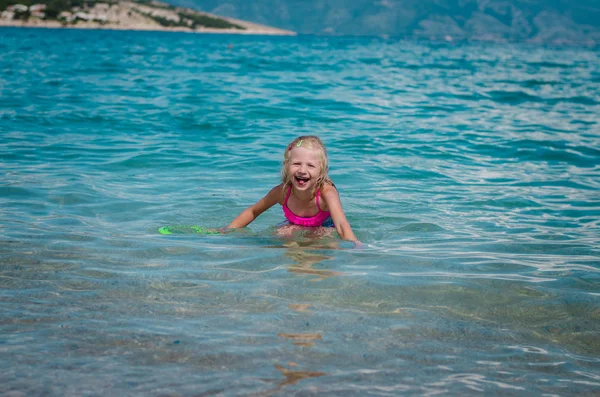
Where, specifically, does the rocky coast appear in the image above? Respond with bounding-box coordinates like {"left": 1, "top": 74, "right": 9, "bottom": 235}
{"left": 0, "top": 0, "right": 296, "bottom": 35}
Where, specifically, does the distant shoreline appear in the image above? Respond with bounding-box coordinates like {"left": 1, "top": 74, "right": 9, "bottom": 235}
{"left": 0, "top": 20, "right": 296, "bottom": 35}
{"left": 0, "top": 1, "right": 296, "bottom": 36}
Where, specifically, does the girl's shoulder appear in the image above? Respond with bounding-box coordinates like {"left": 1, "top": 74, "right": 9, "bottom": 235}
{"left": 271, "top": 183, "right": 286, "bottom": 205}
{"left": 321, "top": 181, "right": 337, "bottom": 195}
{"left": 318, "top": 182, "right": 338, "bottom": 212}
{"left": 319, "top": 182, "right": 338, "bottom": 209}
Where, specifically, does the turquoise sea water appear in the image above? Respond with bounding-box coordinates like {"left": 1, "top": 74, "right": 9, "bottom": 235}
{"left": 1, "top": 27, "right": 600, "bottom": 395}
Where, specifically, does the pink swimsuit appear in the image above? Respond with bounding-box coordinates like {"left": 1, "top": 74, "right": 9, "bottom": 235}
{"left": 283, "top": 187, "right": 332, "bottom": 227}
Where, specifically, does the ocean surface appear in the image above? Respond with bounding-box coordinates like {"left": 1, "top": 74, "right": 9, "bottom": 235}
{"left": 1, "top": 27, "right": 599, "bottom": 396}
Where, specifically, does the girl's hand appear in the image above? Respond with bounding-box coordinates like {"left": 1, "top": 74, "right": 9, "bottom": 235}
{"left": 353, "top": 241, "right": 365, "bottom": 249}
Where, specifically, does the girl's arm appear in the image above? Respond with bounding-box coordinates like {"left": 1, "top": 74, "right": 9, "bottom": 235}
{"left": 227, "top": 184, "right": 283, "bottom": 229}
{"left": 321, "top": 184, "right": 359, "bottom": 243}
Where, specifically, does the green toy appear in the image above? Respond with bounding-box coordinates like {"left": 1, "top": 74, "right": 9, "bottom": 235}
{"left": 158, "top": 225, "right": 221, "bottom": 235}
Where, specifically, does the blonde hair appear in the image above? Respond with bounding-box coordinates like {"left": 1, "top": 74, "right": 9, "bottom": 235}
{"left": 281, "top": 136, "right": 332, "bottom": 199}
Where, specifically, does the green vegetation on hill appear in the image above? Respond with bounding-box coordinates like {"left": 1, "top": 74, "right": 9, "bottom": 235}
{"left": 134, "top": 0, "right": 175, "bottom": 9}
{"left": 178, "top": 12, "right": 242, "bottom": 29}
{"left": 133, "top": 5, "right": 244, "bottom": 30}
{"left": 149, "top": 12, "right": 243, "bottom": 29}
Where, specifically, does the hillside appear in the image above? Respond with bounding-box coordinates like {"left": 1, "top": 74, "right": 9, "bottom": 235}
{"left": 170, "top": 0, "right": 600, "bottom": 45}
{"left": 0, "top": 0, "right": 296, "bottom": 35}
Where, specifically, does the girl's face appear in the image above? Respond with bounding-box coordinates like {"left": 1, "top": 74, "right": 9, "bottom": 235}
{"left": 287, "top": 147, "right": 322, "bottom": 192}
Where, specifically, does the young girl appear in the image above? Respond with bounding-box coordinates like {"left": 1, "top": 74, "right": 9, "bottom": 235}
{"left": 227, "top": 136, "right": 359, "bottom": 243}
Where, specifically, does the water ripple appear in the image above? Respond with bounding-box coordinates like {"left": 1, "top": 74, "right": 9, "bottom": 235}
{"left": 1, "top": 29, "right": 599, "bottom": 395}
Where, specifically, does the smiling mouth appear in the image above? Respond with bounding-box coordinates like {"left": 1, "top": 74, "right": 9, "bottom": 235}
{"left": 295, "top": 175, "right": 310, "bottom": 186}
